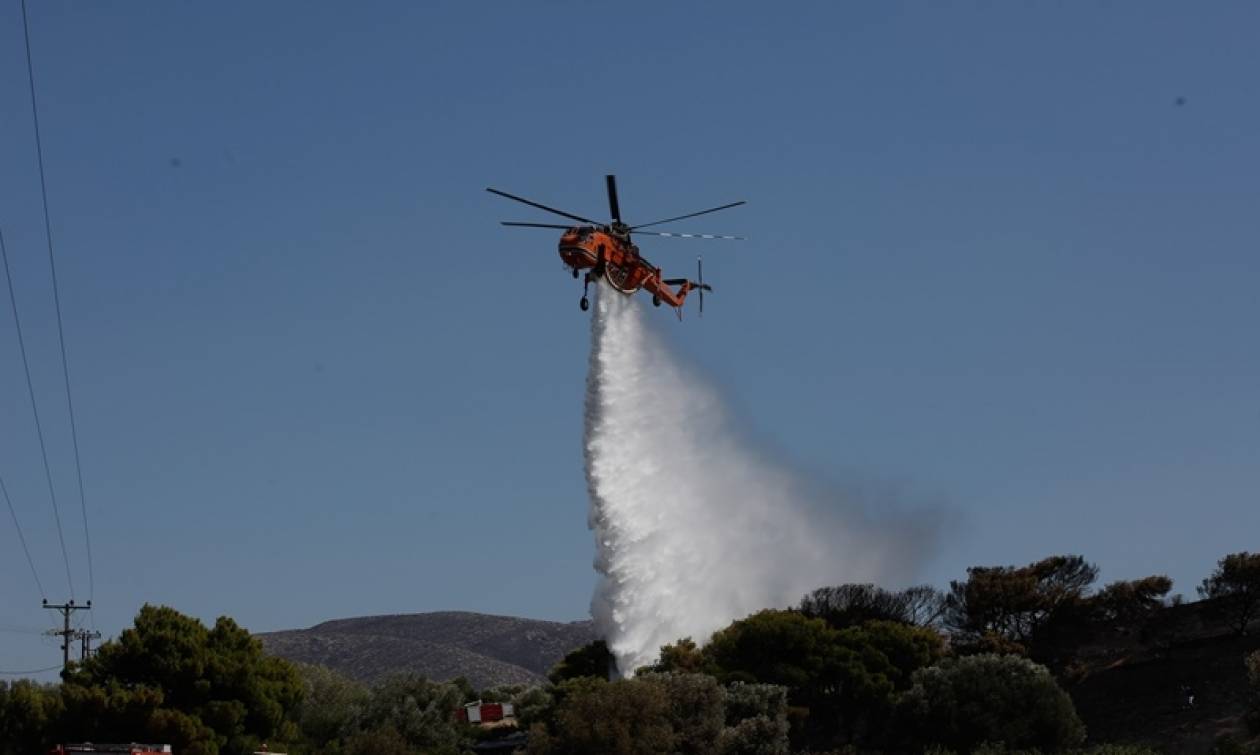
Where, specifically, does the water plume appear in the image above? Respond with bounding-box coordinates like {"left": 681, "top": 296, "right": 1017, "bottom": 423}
{"left": 584, "top": 287, "right": 937, "bottom": 675}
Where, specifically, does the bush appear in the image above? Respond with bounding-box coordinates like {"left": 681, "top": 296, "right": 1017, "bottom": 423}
{"left": 719, "top": 683, "right": 790, "bottom": 755}
{"left": 527, "top": 676, "right": 675, "bottom": 755}
{"left": 526, "top": 674, "right": 790, "bottom": 755}
{"left": 293, "top": 663, "right": 369, "bottom": 751}
{"left": 897, "top": 653, "right": 1086, "bottom": 752}
{"left": 356, "top": 674, "right": 471, "bottom": 755}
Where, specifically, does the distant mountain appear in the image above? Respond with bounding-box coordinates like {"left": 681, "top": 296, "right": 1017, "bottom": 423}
{"left": 258, "top": 611, "right": 599, "bottom": 690}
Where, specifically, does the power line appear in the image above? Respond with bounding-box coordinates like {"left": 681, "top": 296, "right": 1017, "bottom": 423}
{"left": 0, "top": 664, "right": 61, "bottom": 676}
{"left": 19, "top": 0, "right": 95, "bottom": 603}
{"left": 0, "top": 623, "right": 47, "bottom": 635}
{"left": 1, "top": 226, "right": 72, "bottom": 597}
{"left": 0, "top": 474, "right": 45, "bottom": 599}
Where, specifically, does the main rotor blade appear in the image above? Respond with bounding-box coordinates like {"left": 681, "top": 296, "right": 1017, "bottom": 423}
{"left": 629, "top": 200, "right": 746, "bottom": 230}
{"left": 500, "top": 222, "right": 578, "bottom": 229}
{"left": 486, "top": 187, "right": 599, "bottom": 224}
{"left": 606, "top": 175, "right": 622, "bottom": 223}
{"left": 632, "top": 230, "right": 744, "bottom": 240}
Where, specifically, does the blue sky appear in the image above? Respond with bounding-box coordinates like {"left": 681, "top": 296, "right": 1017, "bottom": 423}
{"left": 2, "top": 2, "right": 1257, "bottom": 677}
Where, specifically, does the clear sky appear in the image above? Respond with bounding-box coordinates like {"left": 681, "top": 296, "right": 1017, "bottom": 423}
{"left": 2, "top": 2, "right": 1257, "bottom": 678}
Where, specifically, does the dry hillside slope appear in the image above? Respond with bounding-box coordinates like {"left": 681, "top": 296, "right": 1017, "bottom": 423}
{"left": 258, "top": 611, "right": 598, "bottom": 690}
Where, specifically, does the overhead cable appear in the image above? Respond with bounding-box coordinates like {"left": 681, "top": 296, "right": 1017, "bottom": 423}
{"left": 19, "top": 0, "right": 94, "bottom": 601}
{"left": 1, "top": 227, "right": 72, "bottom": 596}
{"left": 1, "top": 474, "right": 45, "bottom": 599}
{"left": 0, "top": 664, "right": 62, "bottom": 676}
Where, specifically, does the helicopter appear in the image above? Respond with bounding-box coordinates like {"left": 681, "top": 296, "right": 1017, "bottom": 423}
{"left": 488, "top": 175, "right": 745, "bottom": 316}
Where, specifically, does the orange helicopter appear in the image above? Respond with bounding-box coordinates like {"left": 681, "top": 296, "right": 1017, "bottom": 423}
{"left": 488, "top": 175, "right": 745, "bottom": 315}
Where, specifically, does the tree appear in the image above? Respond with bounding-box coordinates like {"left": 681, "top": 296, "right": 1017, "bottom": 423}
{"left": 548, "top": 639, "right": 615, "bottom": 683}
{"left": 1198, "top": 552, "right": 1260, "bottom": 635}
{"left": 703, "top": 611, "right": 842, "bottom": 694}
{"left": 718, "top": 683, "right": 789, "bottom": 755}
{"left": 357, "top": 673, "right": 472, "bottom": 755}
{"left": 527, "top": 676, "right": 675, "bottom": 755}
{"left": 943, "top": 555, "right": 1099, "bottom": 652}
{"left": 702, "top": 610, "right": 940, "bottom": 748}
{"left": 645, "top": 637, "right": 707, "bottom": 675}
{"left": 643, "top": 673, "right": 726, "bottom": 755}
{"left": 292, "top": 663, "right": 369, "bottom": 752}
{"left": 342, "top": 724, "right": 412, "bottom": 755}
{"left": 836, "top": 620, "right": 944, "bottom": 692}
{"left": 0, "top": 679, "right": 62, "bottom": 755}
{"left": 527, "top": 674, "right": 790, "bottom": 755}
{"left": 798, "top": 584, "right": 946, "bottom": 630}
{"left": 897, "top": 653, "right": 1086, "bottom": 752}
{"left": 61, "top": 604, "right": 304, "bottom": 754}
{"left": 901, "top": 585, "right": 950, "bottom": 627}
{"left": 1090, "top": 575, "right": 1174, "bottom": 623}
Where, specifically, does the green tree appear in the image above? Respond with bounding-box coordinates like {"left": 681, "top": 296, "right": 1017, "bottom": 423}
{"left": 357, "top": 673, "right": 472, "bottom": 755}
{"left": 643, "top": 673, "right": 725, "bottom": 755}
{"left": 645, "top": 637, "right": 707, "bottom": 675}
{"left": 1198, "top": 552, "right": 1260, "bottom": 635}
{"left": 60, "top": 604, "right": 304, "bottom": 755}
{"left": 528, "top": 673, "right": 789, "bottom": 755}
{"left": 718, "top": 683, "right": 789, "bottom": 755}
{"left": 342, "top": 724, "right": 412, "bottom": 755}
{"left": 548, "top": 639, "right": 615, "bottom": 683}
{"left": 702, "top": 610, "right": 939, "bottom": 748}
{"left": 837, "top": 620, "right": 944, "bottom": 692}
{"left": 897, "top": 653, "right": 1087, "bottom": 752}
{"left": 527, "top": 676, "right": 675, "bottom": 755}
{"left": 0, "top": 679, "right": 62, "bottom": 755}
{"left": 703, "top": 611, "right": 840, "bottom": 692}
{"left": 292, "top": 663, "right": 369, "bottom": 753}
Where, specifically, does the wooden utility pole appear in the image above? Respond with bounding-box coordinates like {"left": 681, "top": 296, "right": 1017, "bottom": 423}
{"left": 42, "top": 598, "right": 91, "bottom": 673}
{"left": 75, "top": 628, "right": 102, "bottom": 660}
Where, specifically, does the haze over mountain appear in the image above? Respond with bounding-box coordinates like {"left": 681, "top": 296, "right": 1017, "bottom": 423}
{"left": 257, "top": 611, "right": 598, "bottom": 690}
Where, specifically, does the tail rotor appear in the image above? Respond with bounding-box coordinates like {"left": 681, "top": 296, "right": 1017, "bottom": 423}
{"left": 697, "top": 256, "right": 711, "bottom": 316}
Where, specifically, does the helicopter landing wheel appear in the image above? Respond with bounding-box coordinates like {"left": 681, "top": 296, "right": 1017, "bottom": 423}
{"left": 652, "top": 295, "right": 661, "bottom": 307}
{"left": 580, "top": 297, "right": 590, "bottom": 312}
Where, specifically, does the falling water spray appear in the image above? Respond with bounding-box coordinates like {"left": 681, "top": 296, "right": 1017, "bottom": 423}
{"left": 584, "top": 287, "right": 936, "bottom": 675}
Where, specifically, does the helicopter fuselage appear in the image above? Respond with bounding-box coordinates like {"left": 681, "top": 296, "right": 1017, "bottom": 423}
{"left": 558, "top": 226, "right": 655, "bottom": 295}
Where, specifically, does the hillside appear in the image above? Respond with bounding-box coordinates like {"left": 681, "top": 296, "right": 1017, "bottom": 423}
{"left": 258, "top": 611, "right": 599, "bottom": 690}
{"left": 1061, "top": 598, "right": 1260, "bottom": 752}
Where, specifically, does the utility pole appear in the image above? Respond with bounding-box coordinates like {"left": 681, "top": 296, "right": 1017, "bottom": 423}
{"left": 42, "top": 598, "right": 91, "bottom": 673}
{"left": 75, "top": 628, "right": 102, "bottom": 661}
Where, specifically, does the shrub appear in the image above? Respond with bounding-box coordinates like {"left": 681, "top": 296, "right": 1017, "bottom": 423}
{"left": 897, "top": 653, "right": 1086, "bottom": 752}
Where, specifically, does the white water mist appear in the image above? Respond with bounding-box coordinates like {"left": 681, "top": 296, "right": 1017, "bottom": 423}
{"left": 584, "top": 287, "right": 936, "bottom": 675}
